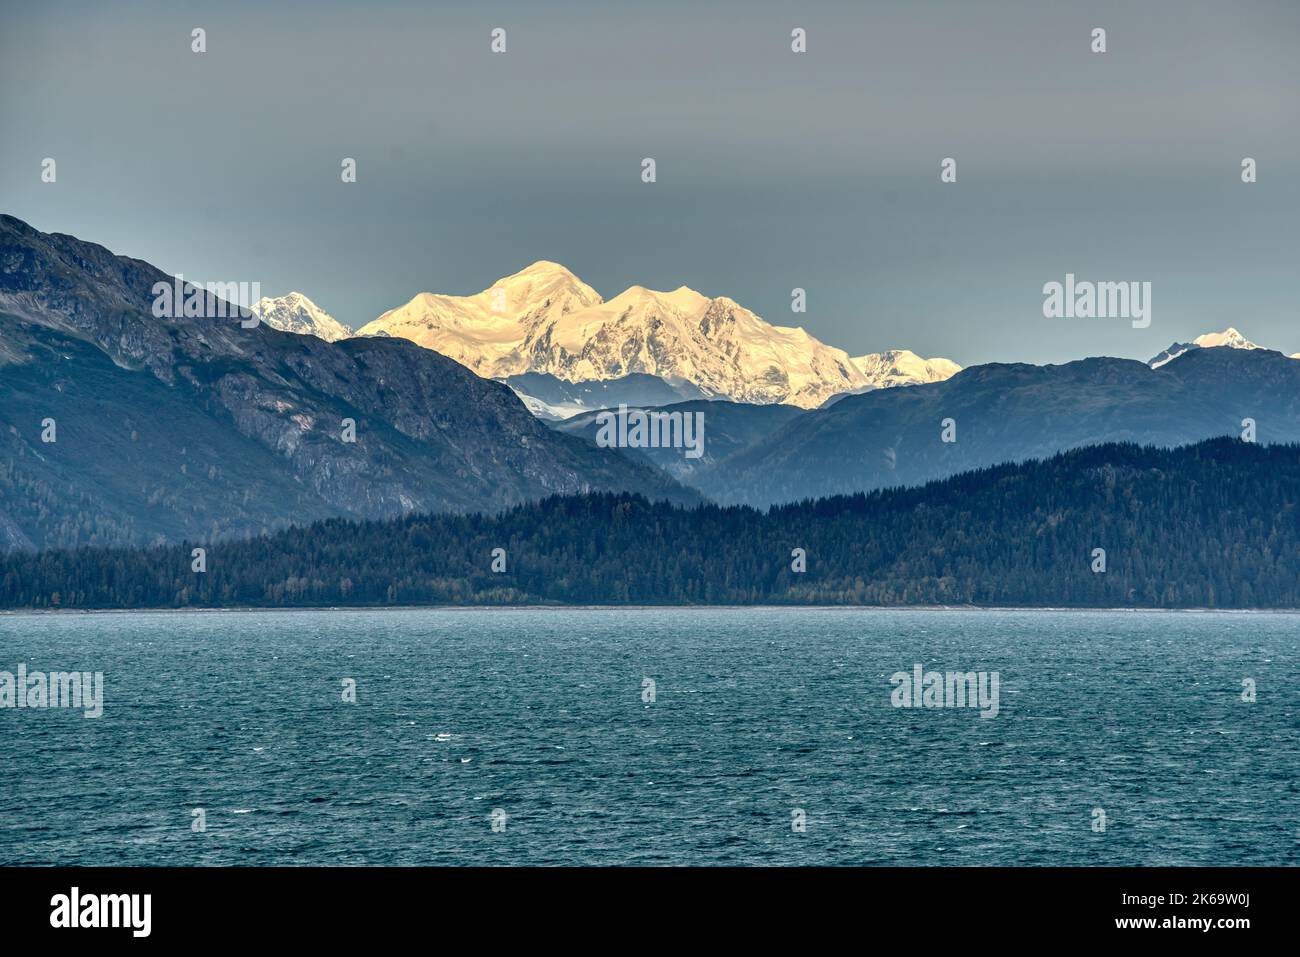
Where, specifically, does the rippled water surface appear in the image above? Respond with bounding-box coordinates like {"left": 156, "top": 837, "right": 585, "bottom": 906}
{"left": 0, "top": 608, "right": 1295, "bottom": 865}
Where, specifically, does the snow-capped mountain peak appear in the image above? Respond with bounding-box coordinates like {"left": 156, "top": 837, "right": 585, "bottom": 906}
{"left": 253, "top": 292, "right": 351, "bottom": 342}
{"left": 541, "top": 285, "right": 875, "bottom": 406}
{"left": 493, "top": 260, "right": 599, "bottom": 307}
{"left": 507, "top": 259, "right": 574, "bottom": 278}
{"left": 354, "top": 263, "right": 603, "bottom": 378}
{"left": 1149, "top": 327, "right": 1263, "bottom": 368}
{"left": 356, "top": 265, "right": 962, "bottom": 408}
{"left": 850, "top": 349, "right": 962, "bottom": 390}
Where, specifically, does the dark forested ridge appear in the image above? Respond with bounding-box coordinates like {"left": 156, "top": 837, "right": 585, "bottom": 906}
{"left": 3, "top": 437, "right": 1298, "bottom": 610}
{"left": 691, "top": 346, "right": 1300, "bottom": 507}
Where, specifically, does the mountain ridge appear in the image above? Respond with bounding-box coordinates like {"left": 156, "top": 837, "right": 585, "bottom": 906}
{"left": 1148, "top": 326, "right": 1261, "bottom": 368}
{"left": 689, "top": 346, "right": 1300, "bottom": 506}
{"left": 254, "top": 291, "right": 352, "bottom": 342}
{"left": 5, "top": 436, "right": 1296, "bottom": 609}
{"left": 0, "top": 214, "right": 697, "bottom": 550}
{"left": 355, "top": 262, "right": 961, "bottom": 408}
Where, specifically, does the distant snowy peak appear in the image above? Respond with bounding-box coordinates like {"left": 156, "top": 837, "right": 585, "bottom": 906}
{"left": 1149, "top": 327, "right": 1263, "bottom": 368}
{"left": 355, "top": 263, "right": 957, "bottom": 408}
{"left": 254, "top": 292, "right": 351, "bottom": 342}
{"left": 532, "top": 284, "right": 870, "bottom": 407}
{"left": 496, "top": 260, "right": 602, "bottom": 310}
{"left": 353, "top": 261, "right": 603, "bottom": 378}
{"left": 1193, "top": 328, "right": 1258, "bottom": 350}
{"left": 850, "top": 350, "right": 962, "bottom": 390}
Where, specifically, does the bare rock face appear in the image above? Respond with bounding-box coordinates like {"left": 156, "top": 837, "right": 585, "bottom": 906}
{"left": 0, "top": 215, "right": 696, "bottom": 549}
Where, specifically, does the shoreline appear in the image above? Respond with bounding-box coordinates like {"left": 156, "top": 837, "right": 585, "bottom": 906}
{"left": 3, "top": 604, "right": 1300, "bottom": 616}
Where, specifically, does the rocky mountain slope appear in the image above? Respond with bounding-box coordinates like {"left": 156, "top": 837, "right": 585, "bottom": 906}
{"left": 0, "top": 216, "right": 696, "bottom": 550}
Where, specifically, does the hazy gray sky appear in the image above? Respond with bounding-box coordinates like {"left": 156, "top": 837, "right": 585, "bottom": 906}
{"left": 3, "top": 0, "right": 1297, "bottom": 366}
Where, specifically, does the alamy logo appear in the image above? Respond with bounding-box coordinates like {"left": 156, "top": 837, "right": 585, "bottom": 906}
{"left": 595, "top": 404, "right": 705, "bottom": 459}
{"left": 151, "top": 274, "right": 261, "bottom": 326}
{"left": 0, "top": 664, "right": 103, "bottom": 718}
{"left": 50, "top": 887, "right": 151, "bottom": 937}
{"left": 890, "top": 663, "right": 1000, "bottom": 718}
{"left": 1043, "top": 273, "right": 1150, "bottom": 328}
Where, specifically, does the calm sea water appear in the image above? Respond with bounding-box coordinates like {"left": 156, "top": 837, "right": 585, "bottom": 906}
{"left": 0, "top": 608, "right": 1295, "bottom": 866}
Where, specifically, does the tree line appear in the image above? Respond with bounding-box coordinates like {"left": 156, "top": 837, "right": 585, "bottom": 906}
{"left": 2, "top": 438, "right": 1298, "bottom": 609}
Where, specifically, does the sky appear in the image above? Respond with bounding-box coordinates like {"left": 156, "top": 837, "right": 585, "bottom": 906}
{"left": 2, "top": 0, "right": 1298, "bottom": 368}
